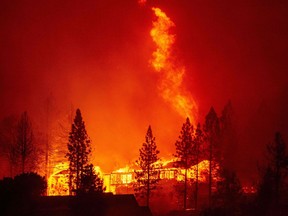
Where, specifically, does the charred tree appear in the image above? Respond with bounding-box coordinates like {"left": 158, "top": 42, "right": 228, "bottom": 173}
{"left": 204, "top": 107, "right": 221, "bottom": 207}
{"left": 135, "top": 125, "right": 160, "bottom": 207}
{"left": 0, "top": 115, "right": 18, "bottom": 177}
{"left": 16, "top": 112, "right": 35, "bottom": 174}
{"left": 174, "top": 117, "right": 194, "bottom": 210}
{"left": 66, "top": 109, "right": 92, "bottom": 195}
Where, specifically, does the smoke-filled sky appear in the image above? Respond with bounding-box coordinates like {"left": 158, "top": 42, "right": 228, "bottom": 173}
{"left": 1, "top": 0, "right": 288, "bottom": 181}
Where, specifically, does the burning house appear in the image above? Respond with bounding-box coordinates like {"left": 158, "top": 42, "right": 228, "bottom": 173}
{"left": 48, "top": 159, "right": 212, "bottom": 196}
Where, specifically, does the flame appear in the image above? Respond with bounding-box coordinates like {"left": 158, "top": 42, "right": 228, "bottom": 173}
{"left": 47, "top": 162, "right": 105, "bottom": 195}
{"left": 150, "top": 7, "right": 197, "bottom": 122}
{"left": 47, "top": 159, "right": 220, "bottom": 196}
{"left": 47, "top": 162, "right": 69, "bottom": 196}
{"left": 114, "top": 165, "right": 133, "bottom": 173}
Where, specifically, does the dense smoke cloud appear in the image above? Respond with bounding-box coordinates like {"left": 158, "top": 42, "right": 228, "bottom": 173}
{"left": 1, "top": 0, "right": 288, "bottom": 181}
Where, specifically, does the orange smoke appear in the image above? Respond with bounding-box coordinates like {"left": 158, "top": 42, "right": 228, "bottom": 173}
{"left": 150, "top": 7, "right": 197, "bottom": 122}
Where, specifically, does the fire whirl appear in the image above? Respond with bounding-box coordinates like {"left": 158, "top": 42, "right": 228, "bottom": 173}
{"left": 150, "top": 7, "right": 197, "bottom": 122}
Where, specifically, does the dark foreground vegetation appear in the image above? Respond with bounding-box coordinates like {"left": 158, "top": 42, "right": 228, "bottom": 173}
{"left": 179, "top": 132, "right": 288, "bottom": 216}
{"left": 0, "top": 172, "right": 151, "bottom": 216}
{"left": 1, "top": 170, "right": 288, "bottom": 216}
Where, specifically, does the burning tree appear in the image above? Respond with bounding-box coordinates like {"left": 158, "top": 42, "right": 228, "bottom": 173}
{"left": 174, "top": 117, "right": 194, "bottom": 210}
{"left": 134, "top": 125, "right": 160, "bottom": 207}
{"left": 66, "top": 109, "right": 94, "bottom": 195}
{"left": 204, "top": 107, "right": 221, "bottom": 207}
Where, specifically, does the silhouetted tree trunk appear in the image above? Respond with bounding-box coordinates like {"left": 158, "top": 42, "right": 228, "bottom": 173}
{"left": 0, "top": 115, "right": 18, "bottom": 177}
{"left": 16, "top": 112, "right": 35, "bottom": 174}
{"left": 204, "top": 107, "right": 220, "bottom": 207}
{"left": 135, "top": 125, "right": 160, "bottom": 207}
{"left": 194, "top": 123, "right": 204, "bottom": 210}
{"left": 174, "top": 118, "right": 194, "bottom": 210}
{"left": 269, "top": 132, "right": 287, "bottom": 205}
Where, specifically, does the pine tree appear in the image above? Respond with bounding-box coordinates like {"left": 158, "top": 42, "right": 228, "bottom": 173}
{"left": 213, "top": 169, "right": 242, "bottom": 214}
{"left": 256, "top": 133, "right": 288, "bottom": 215}
{"left": 134, "top": 125, "right": 160, "bottom": 207}
{"left": 80, "top": 164, "right": 105, "bottom": 193}
{"left": 66, "top": 109, "right": 91, "bottom": 195}
{"left": 204, "top": 107, "right": 221, "bottom": 207}
{"left": 220, "top": 101, "right": 238, "bottom": 171}
{"left": 193, "top": 123, "right": 204, "bottom": 210}
{"left": 268, "top": 132, "right": 287, "bottom": 204}
{"left": 174, "top": 117, "right": 194, "bottom": 210}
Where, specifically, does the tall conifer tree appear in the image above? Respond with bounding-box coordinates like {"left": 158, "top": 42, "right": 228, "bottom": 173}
{"left": 66, "top": 109, "right": 91, "bottom": 194}
{"left": 193, "top": 123, "right": 204, "bottom": 210}
{"left": 204, "top": 107, "right": 221, "bottom": 207}
{"left": 174, "top": 117, "right": 194, "bottom": 210}
{"left": 220, "top": 101, "right": 237, "bottom": 170}
{"left": 135, "top": 125, "right": 160, "bottom": 207}
{"left": 256, "top": 132, "right": 288, "bottom": 214}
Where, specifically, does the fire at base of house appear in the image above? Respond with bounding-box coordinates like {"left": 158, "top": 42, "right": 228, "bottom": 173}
{"left": 48, "top": 159, "right": 221, "bottom": 196}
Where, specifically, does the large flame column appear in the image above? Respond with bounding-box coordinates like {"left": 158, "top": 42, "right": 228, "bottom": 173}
{"left": 150, "top": 7, "right": 197, "bottom": 122}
